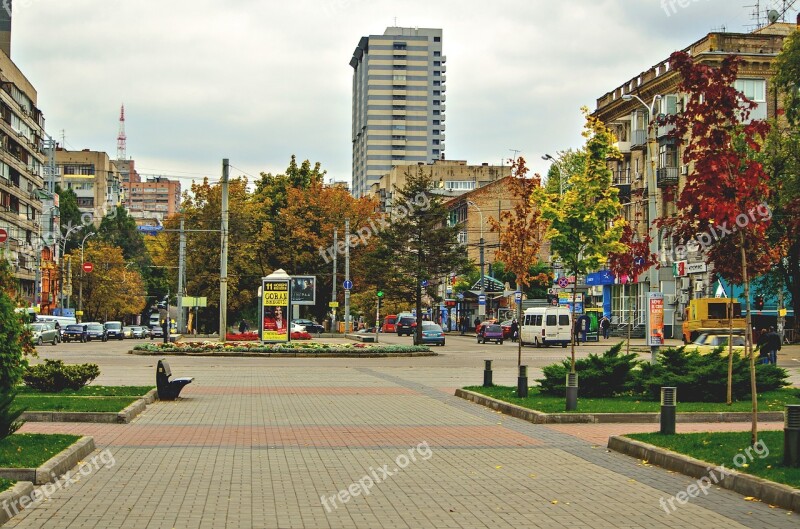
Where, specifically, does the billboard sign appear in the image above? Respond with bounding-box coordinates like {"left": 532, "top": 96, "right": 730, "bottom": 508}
{"left": 647, "top": 292, "right": 665, "bottom": 346}
{"left": 291, "top": 276, "right": 316, "bottom": 305}
{"left": 261, "top": 278, "right": 290, "bottom": 343}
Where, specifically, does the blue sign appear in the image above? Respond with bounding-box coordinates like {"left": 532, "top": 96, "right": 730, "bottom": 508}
{"left": 634, "top": 256, "right": 645, "bottom": 267}
{"left": 137, "top": 225, "right": 163, "bottom": 234}
{"left": 586, "top": 270, "right": 616, "bottom": 286}
{"left": 421, "top": 280, "right": 429, "bottom": 287}
{"left": 456, "top": 293, "right": 464, "bottom": 300}
{"left": 515, "top": 291, "right": 522, "bottom": 301}
{"left": 478, "top": 295, "right": 486, "bottom": 306}
{"left": 343, "top": 280, "right": 353, "bottom": 290}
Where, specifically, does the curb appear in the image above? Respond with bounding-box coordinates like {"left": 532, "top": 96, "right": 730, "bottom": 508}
{"left": 129, "top": 350, "right": 437, "bottom": 358}
{"left": 0, "top": 436, "right": 95, "bottom": 485}
{"left": 21, "top": 389, "right": 158, "bottom": 424}
{"left": 0, "top": 481, "right": 34, "bottom": 526}
{"left": 608, "top": 435, "right": 800, "bottom": 513}
{"left": 454, "top": 389, "right": 786, "bottom": 424}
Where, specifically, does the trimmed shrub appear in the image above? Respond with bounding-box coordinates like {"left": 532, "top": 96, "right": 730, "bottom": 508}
{"left": 23, "top": 360, "right": 100, "bottom": 392}
{"left": 632, "top": 346, "right": 789, "bottom": 402}
{"left": 537, "top": 341, "right": 641, "bottom": 397}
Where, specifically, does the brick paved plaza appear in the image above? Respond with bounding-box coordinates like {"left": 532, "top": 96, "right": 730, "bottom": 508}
{"left": 6, "top": 337, "right": 798, "bottom": 528}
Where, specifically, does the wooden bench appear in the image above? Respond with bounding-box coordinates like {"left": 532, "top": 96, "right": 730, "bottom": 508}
{"left": 156, "top": 359, "right": 193, "bottom": 400}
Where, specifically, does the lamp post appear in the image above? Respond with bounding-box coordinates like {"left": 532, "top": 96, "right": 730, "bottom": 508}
{"left": 542, "top": 153, "right": 566, "bottom": 196}
{"left": 78, "top": 232, "right": 95, "bottom": 322}
{"left": 622, "top": 93, "right": 662, "bottom": 362}
{"left": 58, "top": 224, "right": 84, "bottom": 310}
{"left": 466, "top": 200, "right": 485, "bottom": 318}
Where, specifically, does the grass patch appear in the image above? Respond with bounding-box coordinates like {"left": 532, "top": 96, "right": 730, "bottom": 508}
{"left": 0, "top": 478, "right": 14, "bottom": 493}
{"left": 463, "top": 386, "right": 800, "bottom": 414}
{"left": 626, "top": 431, "right": 800, "bottom": 489}
{"left": 17, "top": 386, "right": 154, "bottom": 397}
{"left": 0, "top": 434, "right": 81, "bottom": 468}
{"left": 15, "top": 396, "right": 138, "bottom": 412}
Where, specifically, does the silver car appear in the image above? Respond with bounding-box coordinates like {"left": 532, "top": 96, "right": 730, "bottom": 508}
{"left": 29, "top": 322, "right": 60, "bottom": 346}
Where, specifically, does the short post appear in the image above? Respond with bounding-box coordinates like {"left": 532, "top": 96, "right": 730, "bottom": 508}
{"left": 565, "top": 372, "right": 578, "bottom": 411}
{"left": 660, "top": 387, "right": 677, "bottom": 435}
{"left": 784, "top": 404, "right": 800, "bottom": 467}
{"left": 483, "top": 360, "right": 493, "bottom": 387}
{"left": 517, "top": 365, "right": 528, "bottom": 398}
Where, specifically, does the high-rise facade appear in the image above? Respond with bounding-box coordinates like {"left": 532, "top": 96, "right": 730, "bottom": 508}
{"left": 350, "top": 27, "right": 446, "bottom": 197}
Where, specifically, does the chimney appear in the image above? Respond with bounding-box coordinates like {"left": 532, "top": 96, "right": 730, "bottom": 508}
{"left": 0, "top": 1, "right": 10, "bottom": 57}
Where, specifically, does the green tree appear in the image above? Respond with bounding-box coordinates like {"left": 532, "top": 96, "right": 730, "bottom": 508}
{"left": 0, "top": 259, "right": 29, "bottom": 438}
{"left": 543, "top": 149, "right": 587, "bottom": 196}
{"left": 542, "top": 109, "right": 626, "bottom": 373}
{"left": 364, "top": 167, "right": 471, "bottom": 343}
{"left": 55, "top": 186, "right": 84, "bottom": 254}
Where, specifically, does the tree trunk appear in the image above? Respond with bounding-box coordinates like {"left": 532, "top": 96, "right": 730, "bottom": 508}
{"left": 570, "top": 278, "right": 577, "bottom": 373}
{"left": 516, "top": 281, "right": 522, "bottom": 367}
{"left": 740, "top": 231, "right": 757, "bottom": 446}
{"left": 726, "top": 295, "right": 734, "bottom": 406}
{"left": 626, "top": 281, "right": 632, "bottom": 355}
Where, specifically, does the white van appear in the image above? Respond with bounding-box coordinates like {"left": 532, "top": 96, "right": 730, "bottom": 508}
{"left": 520, "top": 306, "right": 572, "bottom": 348}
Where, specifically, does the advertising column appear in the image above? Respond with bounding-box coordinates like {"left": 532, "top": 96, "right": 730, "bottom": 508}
{"left": 647, "top": 292, "right": 665, "bottom": 347}
{"left": 261, "top": 277, "right": 291, "bottom": 343}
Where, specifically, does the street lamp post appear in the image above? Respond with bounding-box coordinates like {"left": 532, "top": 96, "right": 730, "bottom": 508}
{"left": 466, "top": 201, "right": 485, "bottom": 318}
{"left": 542, "top": 153, "right": 566, "bottom": 196}
{"left": 58, "top": 224, "right": 84, "bottom": 310}
{"left": 623, "top": 93, "right": 662, "bottom": 362}
{"left": 78, "top": 232, "right": 95, "bottom": 322}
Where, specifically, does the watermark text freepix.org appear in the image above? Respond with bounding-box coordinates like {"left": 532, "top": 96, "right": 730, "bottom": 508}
{"left": 321, "top": 441, "right": 433, "bottom": 512}
{"left": 661, "top": 0, "right": 712, "bottom": 17}
{"left": 318, "top": 193, "right": 431, "bottom": 264}
{"left": 659, "top": 439, "right": 769, "bottom": 515}
{"left": 2, "top": 449, "right": 116, "bottom": 517}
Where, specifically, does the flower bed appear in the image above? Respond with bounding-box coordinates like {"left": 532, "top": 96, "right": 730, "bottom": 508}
{"left": 225, "top": 331, "right": 312, "bottom": 341}
{"left": 132, "top": 341, "right": 432, "bottom": 354}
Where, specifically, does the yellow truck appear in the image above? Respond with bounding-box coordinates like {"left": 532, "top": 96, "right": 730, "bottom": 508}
{"left": 682, "top": 298, "right": 746, "bottom": 344}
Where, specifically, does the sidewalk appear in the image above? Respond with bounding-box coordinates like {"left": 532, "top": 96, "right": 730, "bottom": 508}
{"left": 10, "top": 355, "right": 797, "bottom": 529}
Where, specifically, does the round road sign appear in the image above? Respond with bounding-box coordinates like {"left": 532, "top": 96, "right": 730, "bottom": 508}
{"left": 82, "top": 262, "right": 94, "bottom": 273}
{"left": 343, "top": 280, "right": 353, "bottom": 290}
{"left": 557, "top": 276, "right": 569, "bottom": 288}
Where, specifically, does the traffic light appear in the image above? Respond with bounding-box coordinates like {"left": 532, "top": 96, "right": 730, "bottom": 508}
{"left": 377, "top": 290, "right": 384, "bottom": 298}
{"left": 755, "top": 296, "right": 764, "bottom": 311}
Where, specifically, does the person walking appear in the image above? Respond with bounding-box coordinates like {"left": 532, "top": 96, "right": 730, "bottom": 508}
{"left": 474, "top": 316, "right": 481, "bottom": 333}
{"left": 510, "top": 319, "right": 519, "bottom": 343}
{"left": 600, "top": 315, "right": 611, "bottom": 339}
{"left": 766, "top": 326, "right": 782, "bottom": 365}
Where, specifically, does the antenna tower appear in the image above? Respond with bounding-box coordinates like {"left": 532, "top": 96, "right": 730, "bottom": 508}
{"left": 116, "top": 104, "right": 127, "bottom": 160}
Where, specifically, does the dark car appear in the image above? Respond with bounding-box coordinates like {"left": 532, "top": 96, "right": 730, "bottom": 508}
{"left": 292, "top": 319, "right": 324, "bottom": 334}
{"left": 104, "top": 321, "right": 125, "bottom": 340}
{"left": 63, "top": 324, "right": 88, "bottom": 343}
{"left": 420, "top": 322, "right": 445, "bottom": 346}
{"left": 150, "top": 325, "right": 165, "bottom": 339}
{"left": 396, "top": 316, "right": 416, "bottom": 336}
{"left": 478, "top": 324, "right": 504, "bottom": 345}
{"left": 85, "top": 322, "right": 108, "bottom": 342}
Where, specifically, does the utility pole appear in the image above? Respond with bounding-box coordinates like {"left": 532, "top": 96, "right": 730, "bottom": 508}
{"left": 332, "top": 227, "right": 337, "bottom": 333}
{"left": 345, "top": 219, "right": 351, "bottom": 333}
{"left": 219, "top": 159, "right": 229, "bottom": 341}
{"left": 177, "top": 216, "right": 186, "bottom": 333}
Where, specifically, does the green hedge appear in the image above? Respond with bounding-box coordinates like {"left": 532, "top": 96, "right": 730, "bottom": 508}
{"left": 23, "top": 360, "right": 100, "bottom": 393}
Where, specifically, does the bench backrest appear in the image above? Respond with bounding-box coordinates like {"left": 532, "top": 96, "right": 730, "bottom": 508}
{"left": 157, "top": 359, "right": 172, "bottom": 379}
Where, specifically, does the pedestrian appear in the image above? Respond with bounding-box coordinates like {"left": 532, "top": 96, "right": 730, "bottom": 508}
{"left": 766, "top": 326, "right": 782, "bottom": 365}
{"left": 510, "top": 319, "right": 519, "bottom": 343}
{"left": 578, "top": 314, "right": 589, "bottom": 343}
{"left": 474, "top": 316, "right": 480, "bottom": 332}
{"left": 600, "top": 315, "right": 611, "bottom": 339}
{"left": 239, "top": 319, "right": 247, "bottom": 334}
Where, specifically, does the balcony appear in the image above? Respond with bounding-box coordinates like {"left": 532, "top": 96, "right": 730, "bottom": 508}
{"left": 631, "top": 129, "right": 647, "bottom": 150}
{"left": 656, "top": 122, "right": 676, "bottom": 139}
{"left": 614, "top": 141, "right": 631, "bottom": 155}
{"left": 656, "top": 167, "right": 679, "bottom": 188}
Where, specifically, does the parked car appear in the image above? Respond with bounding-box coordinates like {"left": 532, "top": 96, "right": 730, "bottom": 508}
{"left": 475, "top": 319, "right": 498, "bottom": 336}
{"left": 419, "top": 322, "right": 445, "bottom": 346}
{"left": 123, "top": 325, "right": 136, "bottom": 338}
{"left": 382, "top": 315, "right": 398, "bottom": 333}
{"left": 396, "top": 316, "right": 416, "bottom": 336}
{"left": 85, "top": 322, "right": 108, "bottom": 342}
{"left": 63, "top": 324, "right": 89, "bottom": 343}
{"left": 104, "top": 321, "right": 125, "bottom": 340}
{"left": 684, "top": 331, "right": 746, "bottom": 355}
{"left": 292, "top": 319, "right": 324, "bottom": 334}
{"left": 499, "top": 320, "right": 514, "bottom": 339}
{"left": 29, "top": 322, "right": 59, "bottom": 346}
{"left": 150, "top": 325, "right": 164, "bottom": 339}
{"left": 133, "top": 326, "right": 149, "bottom": 338}
{"left": 477, "top": 324, "right": 504, "bottom": 345}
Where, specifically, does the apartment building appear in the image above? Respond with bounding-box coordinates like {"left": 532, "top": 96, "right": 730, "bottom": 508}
{"left": 367, "top": 159, "right": 511, "bottom": 213}
{"left": 351, "top": 26, "right": 446, "bottom": 198}
{"left": 0, "top": 11, "right": 49, "bottom": 302}
{"left": 593, "top": 22, "right": 795, "bottom": 337}
{"left": 126, "top": 176, "right": 181, "bottom": 223}
{"left": 56, "top": 148, "right": 123, "bottom": 222}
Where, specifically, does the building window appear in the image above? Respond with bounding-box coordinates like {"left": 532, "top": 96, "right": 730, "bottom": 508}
{"left": 392, "top": 115, "right": 406, "bottom": 120}
{"left": 434, "top": 71, "right": 441, "bottom": 76}
{"left": 432, "top": 149, "right": 440, "bottom": 155}
{"left": 392, "top": 155, "right": 405, "bottom": 160}
{"left": 392, "top": 85, "right": 405, "bottom": 90}
{"left": 393, "top": 42, "right": 407, "bottom": 50}
{"left": 391, "top": 135, "right": 406, "bottom": 140}
{"left": 433, "top": 139, "right": 440, "bottom": 145}
{"left": 433, "top": 36, "right": 441, "bottom": 42}
{"left": 392, "top": 105, "right": 406, "bottom": 110}
{"left": 433, "top": 90, "right": 440, "bottom": 96}
{"left": 434, "top": 61, "right": 441, "bottom": 66}
{"left": 394, "top": 64, "right": 407, "bottom": 70}
{"left": 434, "top": 51, "right": 441, "bottom": 57}
{"left": 734, "top": 79, "right": 766, "bottom": 102}
{"left": 433, "top": 100, "right": 440, "bottom": 106}
{"left": 433, "top": 80, "right": 441, "bottom": 86}
{"left": 393, "top": 75, "right": 406, "bottom": 82}
{"left": 433, "top": 110, "right": 440, "bottom": 115}
{"left": 433, "top": 120, "right": 440, "bottom": 125}
{"left": 394, "top": 95, "right": 406, "bottom": 100}
{"left": 433, "top": 130, "right": 440, "bottom": 135}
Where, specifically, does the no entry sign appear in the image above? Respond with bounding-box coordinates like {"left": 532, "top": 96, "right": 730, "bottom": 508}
{"left": 0, "top": 228, "right": 7, "bottom": 243}
{"left": 82, "top": 262, "right": 94, "bottom": 273}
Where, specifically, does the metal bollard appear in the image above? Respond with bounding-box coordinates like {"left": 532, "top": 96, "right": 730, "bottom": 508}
{"left": 660, "top": 387, "right": 677, "bottom": 435}
{"left": 483, "top": 360, "right": 493, "bottom": 387}
{"left": 565, "top": 372, "right": 578, "bottom": 411}
{"left": 517, "top": 365, "right": 528, "bottom": 398}
{"left": 784, "top": 405, "right": 800, "bottom": 467}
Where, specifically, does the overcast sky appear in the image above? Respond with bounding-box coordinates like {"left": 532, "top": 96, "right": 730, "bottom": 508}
{"left": 8, "top": 0, "right": 791, "bottom": 187}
